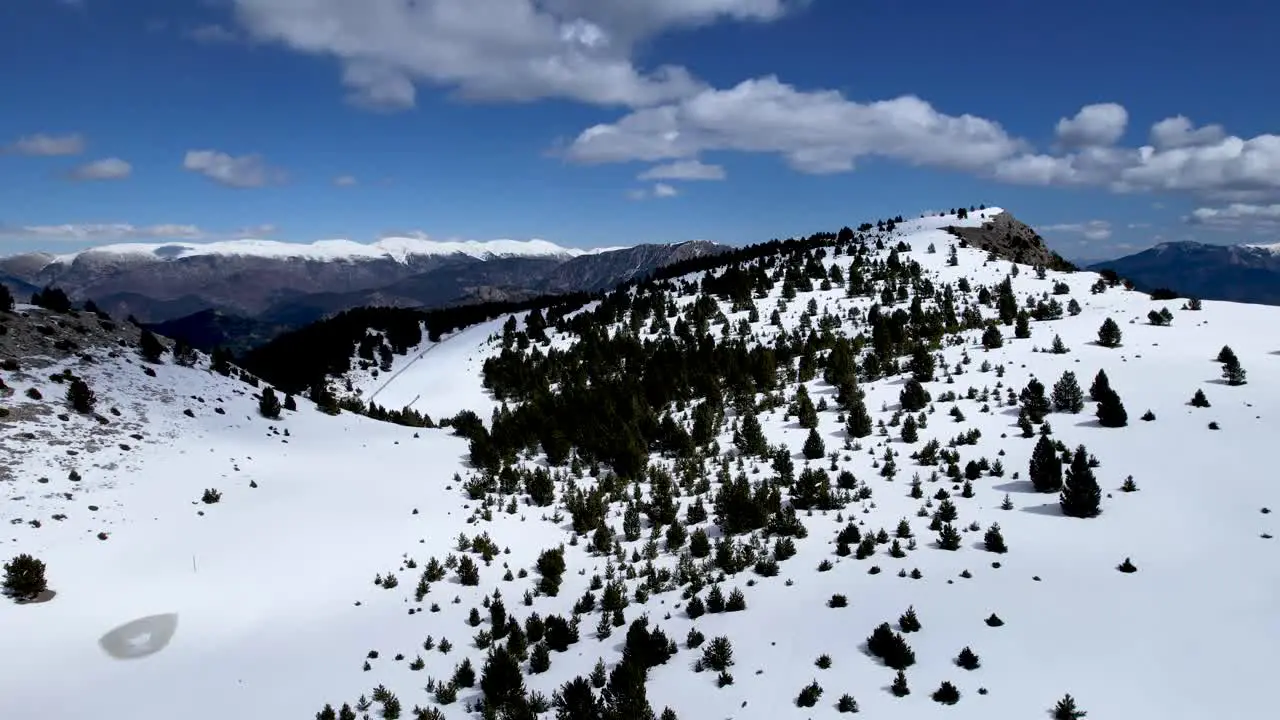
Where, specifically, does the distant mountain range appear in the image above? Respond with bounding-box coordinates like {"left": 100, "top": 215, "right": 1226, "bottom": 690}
{"left": 1089, "top": 240, "right": 1280, "bottom": 305}
{"left": 0, "top": 236, "right": 726, "bottom": 352}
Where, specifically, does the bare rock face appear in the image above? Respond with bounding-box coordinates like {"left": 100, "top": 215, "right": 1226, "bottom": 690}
{"left": 944, "top": 212, "right": 1076, "bottom": 272}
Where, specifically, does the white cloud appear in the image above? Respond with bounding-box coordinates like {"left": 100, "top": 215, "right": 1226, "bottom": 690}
{"left": 567, "top": 77, "right": 1024, "bottom": 174}
{"left": 992, "top": 115, "right": 1280, "bottom": 203}
{"left": 182, "top": 150, "right": 282, "bottom": 188}
{"left": 638, "top": 159, "right": 725, "bottom": 181}
{"left": 228, "top": 0, "right": 803, "bottom": 110}
{"left": 1185, "top": 203, "right": 1280, "bottom": 233}
{"left": 627, "top": 183, "right": 680, "bottom": 200}
{"left": 0, "top": 222, "right": 277, "bottom": 244}
{"left": 0, "top": 223, "right": 207, "bottom": 242}
{"left": 4, "top": 133, "right": 85, "bottom": 156}
{"left": 563, "top": 83, "right": 1280, "bottom": 210}
{"left": 1054, "top": 103, "right": 1128, "bottom": 148}
{"left": 333, "top": 175, "right": 358, "bottom": 186}
{"left": 219, "top": 0, "right": 1277, "bottom": 212}
{"left": 68, "top": 157, "right": 132, "bottom": 181}
{"left": 1040, "top": 220, "right": 1113, "bottom": 241}
{"left": 1149, "top": 115, "right": 1226, "bottom": 149}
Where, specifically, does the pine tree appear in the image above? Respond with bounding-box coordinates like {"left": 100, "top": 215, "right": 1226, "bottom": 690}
{"left": 173, "top": 339, "right": 198, "bottom": 367}
{"left": 1014, "top": 310, "right": 1031, "bottom": 339}
{"left": 1050, "top": 334, "right": 1069, "bottom": 354}
{"left": 898, "top": 606, "right": 921, "bottom": 632}
{"left": 479, "top": 645, "right": 526, "bottom": 711}
{"left": 2, "top": 553, "right": 48, "bottom": 600}
{"left": 956, "top": 646, "right": 981, "bottom": 670}
{"left": 1088, "top": 369, "right": 1110, "bottom": 401}
{"left": 794, "top": 386, "right": 819, "bottom": 428}
{"left": 1216, "top": 345, "right": 1238, "bottom": 364}
{"left": 981, "top": 324, "right": 1003, "bottom": 349}
{"left": 1096, "top": 317, "right": 1122, "bottom": 347}
{"left": 1051, "top": 371, "right": 1084, "bottom": 413}
{"left": 909, "top": 345, "right": 935, "bottom": 382}
{"left": 0, "top": 282, "right": 13, "bottom": 312}
{"left": 1222, "top": 353, "right": 1247, "bottom": 386}
{"left": 1053, "top": 694, "right": 1087, "bottom": 720}
{"left": 891, "top": 669, "right": 910, "bottom": 697}
{"left": 1190, "top": 389, "right": 1210, "bottom": 408}
{"left": 802, "top": 428, "right": 826, "bottom": 460}
{"left": 65, "top": 377, "right": 96, "bottom": 414}
{"left": 1060, "top": 445, "right": 1102, "bottom": 518}
{"left": 983, "top": 523, "right": 1006, "bottom": 553}
{"left": 936, "top": 523, "right": 961, "bottom": 550}
{"left": 900, "top": 415, "right": 918, "bottom": 443}
{"left": 210, "top": 346, "right": 232, "bottom": 375}
{"left": 1017, "top": 409, "right": 1034, "bottom": 437}
{"left": 529, "top": 642, "right": 551, "bottom": 673}
{"left": 259, "top": 387, "right": 282, "bottom": 419}
{"left": 899, "top": 379, "right": 930, "bottom": 412}
{"left": 846, "top": 397, "right": 873, "bottom": 438}
{"left": 1095, "top": 386, "right": 1128, "bottom": 428}
{"left": 139, "top": 329, "right": 166, "bottom": 363}
{"left": 1020, "top": 378, "right": 1051, "bottom": 423}
{"left": 1029, "top": 435, "right": 1062, "bottom": 492}
{"left": 736, "top": 412, "right": 768, "bottom": 456}
{"left": 554, "top": 676, "right": 604, "bottom": 719}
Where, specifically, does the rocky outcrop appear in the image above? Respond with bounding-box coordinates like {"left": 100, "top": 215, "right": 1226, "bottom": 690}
{"left": 944, "top": 212, "right": 1076, "bottom": 272}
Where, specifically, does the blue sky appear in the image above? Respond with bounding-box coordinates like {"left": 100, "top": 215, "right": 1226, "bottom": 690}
{"left": 2, "top": 0, "right": 1278, "bottom": 261}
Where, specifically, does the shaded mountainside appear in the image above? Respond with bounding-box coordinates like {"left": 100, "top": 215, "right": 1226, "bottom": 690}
{"left": 1089, "top": 241, "right": 1280, "bottom": 305}
{"left": 145, "top": 310, "right": 294, "bottom": 357}
{"left": 1, "top": 240, "right": 730, "bottom": 352}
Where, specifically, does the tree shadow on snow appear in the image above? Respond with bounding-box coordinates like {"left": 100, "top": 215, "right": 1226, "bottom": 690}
{"left": 1074, "top": 419, "right": 1103, "bottom": 428}
{"left": 993, "top": 480, "right": 1036, "bottom": 494}
{"left": 1021, "top": 502, "right": 1063, "bottom": 517}
{"left": 1205, "top": 378, "right": 1231, "bottom": 385}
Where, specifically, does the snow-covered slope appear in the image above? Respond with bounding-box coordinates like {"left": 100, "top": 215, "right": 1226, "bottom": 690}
{"left": 3, "top": 208, "right": 1278, "bottom": 720}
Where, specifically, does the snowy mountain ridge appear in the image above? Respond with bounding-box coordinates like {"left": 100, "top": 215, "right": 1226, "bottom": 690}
{"left": 30, "top": 236, "right": 627, "bottom": 266}
{"left": 2, "top": 206, "right": 1277, "bottom": 720}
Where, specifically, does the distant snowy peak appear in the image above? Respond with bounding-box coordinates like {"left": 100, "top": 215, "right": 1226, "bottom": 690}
{"left": 48, "top": 236, "right": 619, "bottom": 265}
{"left": 1243, "top": 241, "right": 1280, "bottom": 254}
{"left": 1152, "top": 240, "right": 1278, "bottom": 258}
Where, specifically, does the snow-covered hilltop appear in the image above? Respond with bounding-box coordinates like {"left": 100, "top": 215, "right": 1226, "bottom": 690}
{"left": 2, "top": 207, "right": 1277, "bottom": 720}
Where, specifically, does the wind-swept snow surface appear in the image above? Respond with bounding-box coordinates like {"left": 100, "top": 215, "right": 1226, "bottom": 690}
{"left": 2, "top": 209, "right": 1278, "bottom": 720}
